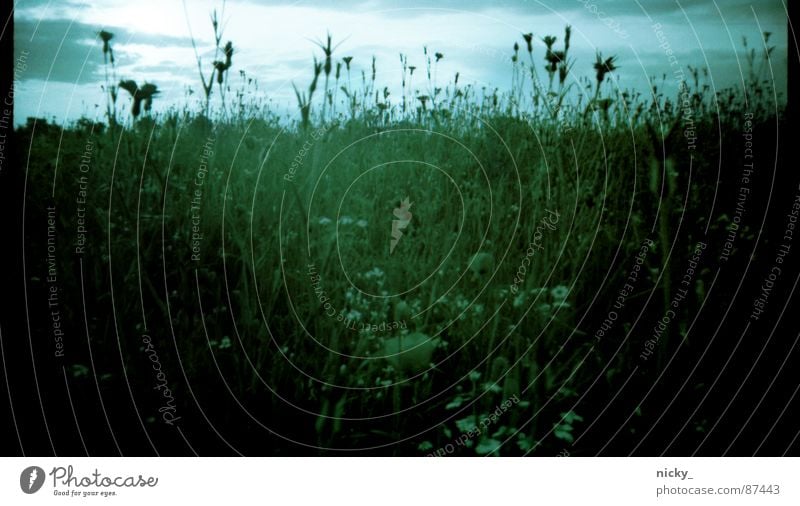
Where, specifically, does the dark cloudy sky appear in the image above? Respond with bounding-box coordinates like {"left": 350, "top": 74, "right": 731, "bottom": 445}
{"left": 13, "top": 0, "right": 788, "bottom": 124}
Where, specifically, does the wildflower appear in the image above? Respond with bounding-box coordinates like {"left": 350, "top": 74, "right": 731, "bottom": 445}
{"left": 542, "top": 35, "right": 557, "bottom": 51}
{"left": 213, "top": 60, "right": 228, "bottom": 84}
{"left": 475, "top": 438, "right": 502, "bottom": 455}
{"left": 339, "top": 216, "right": 354, "bottom": 225}
{"left": 314, "top": 32, "right": 336, "bottom": 78}
{"left": 593, "top": 51, "right": 619, "bottom": 86}
{"left": 435, "top": 52, "right": 443, "bottom": 62}
{"left": 342, "top": 56, "right": 353, "bottom": 70}
{"left": 139, "top": 83, "right": 158, "bottom": 113}
{"left": 356, "top": 219, "right": 368, "bottom": 228}
{"left": 483, "top": 382, "right": 502, "bottom": 394}
{"left": 455, "top": 415, "right": 477, "bottom": 431}
{"left": 393, "top": 300, "right": 412, "bottom": 321}
{"left": 548, "top": 50, "right": 565, "bottom": 65}
{"left": 219, "top": 336, "right": 232, "bottom": 349}
{"left": 318, "top": 216, "right": 332, "bottom": 225}
{"left": 550, "top": 285, "right": 569, "bottom": 301}
{"left": 346, "top": 309, "right": 363, "bottom": 321}
{"left": 118, "top": 80, "right": 159, "bottom": 118}
{"left": 223, "top": 41, "right": 234, "bottom": 68}
{"left": 522, "top": 33, "right": 533, "bottom": 54}
{"left": 364, "top": 267, "right": 385, "bottom": 279}
{"left": 98, "top": 30, "right": 113, "bottom": 55}
{"left": 513, "top": 291, "right": 526, "bottom": 308}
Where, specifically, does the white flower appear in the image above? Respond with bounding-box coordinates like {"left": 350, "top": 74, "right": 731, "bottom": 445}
{"left": 356, "top": 219, "right": 368, "bottom": 228}
{"left": 339, "top": 216, "right": 354, "bottom": 225}
{"left": 550, "top": 285, "right": 569, "bottom": 301}
{"left": 318, "top": 216, "right": 332, "bottom": 225}
{"left": 346, "top": 309, "right": 363, "bottom": 321}
{"left": 364, "top": 267, "right": 385, "bottom": 279}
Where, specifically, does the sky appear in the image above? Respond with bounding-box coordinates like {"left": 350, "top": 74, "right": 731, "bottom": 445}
{"left": 11, "top": 0, "right": 789, "bottom": 125}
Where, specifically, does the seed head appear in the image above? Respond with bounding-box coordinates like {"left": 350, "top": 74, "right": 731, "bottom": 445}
{"left": 223, "top": 41, "right": 234, "bottom": 67}
{"left": 98, "top": 30, "right": 114, "bottom": 55}
{"left": 522, "top": 33, "right": 533, "bottom": 53}
{"left": 593, "top": 52, "right": 619, "bottom": 84}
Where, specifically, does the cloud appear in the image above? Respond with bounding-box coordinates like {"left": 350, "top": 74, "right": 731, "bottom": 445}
{"left": 14, "top": 16, "right": 195, "bottom": 85}
{"left": 233, "top": 0, "right": 785, "bottom": 24}
{"left": 14, "top": 17, "right": 102, "bottom": 84}
{"left": 12, "top": 0, "right": 787, "bottom": 124}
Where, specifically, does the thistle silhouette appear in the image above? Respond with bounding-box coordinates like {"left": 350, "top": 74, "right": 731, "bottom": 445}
{"left": 390, "top": 197, "right": 413, "bottom": 254}
{"left": 118, "top": 80, "right": 159, "bottom": 119}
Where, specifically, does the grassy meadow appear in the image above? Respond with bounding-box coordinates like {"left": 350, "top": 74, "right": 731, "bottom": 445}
{"left": 14, "top": 24, "right": 790, "bottom": 456}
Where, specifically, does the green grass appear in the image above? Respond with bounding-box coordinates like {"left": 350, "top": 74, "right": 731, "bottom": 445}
{"left": 18, "top": 28, "right": 784, "bottom": 455}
